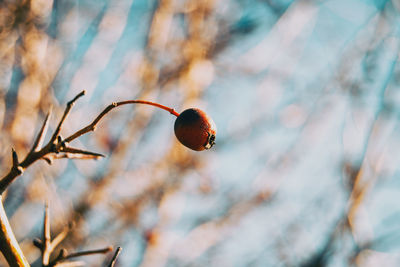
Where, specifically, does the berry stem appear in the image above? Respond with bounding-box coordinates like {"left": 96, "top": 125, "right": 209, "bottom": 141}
{"left": 63, "top": 100, "right": 180, "bottom": 143}
{"left": 116, "top": 100, "right": 180, "bottom": 117}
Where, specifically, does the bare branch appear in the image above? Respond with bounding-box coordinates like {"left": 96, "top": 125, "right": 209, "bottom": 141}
{"left": 0, "top": 91, "right": 87, "bottom": 194}
{"left": 52, "top": 154, "right": 104, "bottom": 160}
{"left": 43, "top": 202, "right": 51, "bottom": 266}
{"left": 63, "top": 247, "right": 113, "bottom": 260}
{"left": 50, "top": 90, "right": 86, "bottom": 143}
{"left": 108, "top": 247, "right": 122, "bottom": 267}
{"left": 50, "top": 223, "right": 73, "bottom": 250}
{"left": 53, "top": 261, "right": 85, "bottom": 267}
{"left": 50, "top": 247, "right": 113, "bottom": 266}
{"left": 0, "top": 197, "right": 30, "bottom": 266}
{"left": 0, "top": 93, "right": 180, "bottom": 266}
{"left": 0, "top": 94, "right": 179, "bottom": 194}
{"left": 44, "top": 202, "right": 51, "bottom": 245}
{"left": 61, "top": 147, "right": 105, "bottom": 158}
{"left": 35, "top": 205, "right": 113, "bottom": 267}
{"left": 11, "top": 149, "right": 18, "bottom": 167}
{"left": 0, "top": 149, "right": 25, "bottom": 195}
{"left": 30, "top": 109, "right": 52, "bottom": 153}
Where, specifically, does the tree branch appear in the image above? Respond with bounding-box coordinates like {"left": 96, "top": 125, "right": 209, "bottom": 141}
{"left": 11, "top": 149, "right": 19, "bottom": 168}
{"left": 62, "top": 247, "right": 113, "bottom": 261}
{"left": 0, "top": 91, "right": 180, "bottom": 266}
{"left": 0, "top": 95, "right": 179, "bottom": 195}
{"left": 30, "top": 110, "right": 52, "bottom": 153}
{"left": 49, "top": 247, "right": 112, "bottom": 267}
{"left": 42, "top": 202, "right": 51, "bottom": 266}
{"left": 108, "top": 247, "right": 122, "bottom": 267}
{"left": 0, "top": 196, "right": 30, "bottom": 266}
{"left": 60, "top": 147, "right": 105, "bottom": 158}
{"left": 50, "top": 91, "right": 86, "bottom": 143}
{"left": 50, "top": 223, "right": 72, "bottom": 250}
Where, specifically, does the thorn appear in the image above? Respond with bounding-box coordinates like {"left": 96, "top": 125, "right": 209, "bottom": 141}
{"left": 33, "top": 238, "right": 43, "bottom": 250}
{"left": 16, "top": 166, "right": 24, "bottom": 175}
{"left": 58, "top": 248, "right": 68, "bottom": 259}
{"left": 62, "top": 147, "right": 105, "bottom": 158}
{"left": 30, "top": 109, "right": 52, "bottom": 152}
{"left": 42, "top": 156, "right": 53, "bottom": 165}
{"left": 11, "top": 148, "right": 18, "bottom": 167}
{"left": 67, "top": 90, "right": 86, "bottom": 106}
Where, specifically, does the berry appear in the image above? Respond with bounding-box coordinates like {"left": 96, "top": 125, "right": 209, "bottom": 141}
{"left": 174, "top": 108, "right": 216, "bottom": 151}
{"left": 100, "top": 100, "right": 217, "bottom": 151}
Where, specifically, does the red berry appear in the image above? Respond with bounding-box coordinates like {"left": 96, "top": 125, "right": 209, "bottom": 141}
{"left": 174, "top": 108, "right": 216, "bottom": 151}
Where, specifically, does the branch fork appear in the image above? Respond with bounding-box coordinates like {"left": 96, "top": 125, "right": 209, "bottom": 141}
{"left": 33, "top": 203, "right": 113, "bottom": 267}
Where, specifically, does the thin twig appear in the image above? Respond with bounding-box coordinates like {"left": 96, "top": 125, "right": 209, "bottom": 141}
{"left": 64, "top": 247, "right": 113, "bottom": 260}
{"left": 43, "top": 202, "right": 51, "bottom": 266}
{"left": 61, "top": 147, "right": 105, "bottom": 158}
{"left": 48, "top": 247, "right": 113, "bottom": 266}
{"left": 50, "top": 91, "right": 86, "bottom": 143}
{"left": 50, "top": 227, "right": 70, "bottom": 253}
{"left": 0, "top": 197, "right": 30, "bottom": 266}
{"left": 108, "top": 247, "right": 122, "bottom": 267}
{"left": 30, "top": 109, "right": 52, "bottom": 153}
{"left": 52, "top": 154, "right": 104, "bottom": 160}
{"left": 11, "top": 149, "right": 18, "bottom": 168}
{"left": 53, "top": 261, "right": 85, "bottom": 267}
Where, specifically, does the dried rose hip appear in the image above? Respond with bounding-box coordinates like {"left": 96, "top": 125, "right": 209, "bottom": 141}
{"left": 174, "top": 108, "right": 216, "bottom": 151}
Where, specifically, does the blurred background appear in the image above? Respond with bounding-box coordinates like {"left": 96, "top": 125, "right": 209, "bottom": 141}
{"left": 1, "top": 0, "right": 400, "bottom": 266}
